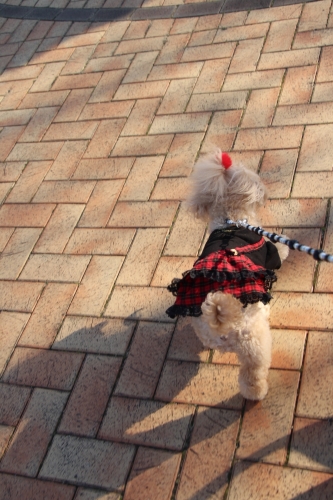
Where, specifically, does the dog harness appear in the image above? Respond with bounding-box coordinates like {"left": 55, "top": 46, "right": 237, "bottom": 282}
{"left": 166, "top": 226, "right": 281, "bottom": 318}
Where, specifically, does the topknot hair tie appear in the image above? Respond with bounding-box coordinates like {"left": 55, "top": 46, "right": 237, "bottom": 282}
{"left": 221, "top": 152, "right": 232, "bottom": 169}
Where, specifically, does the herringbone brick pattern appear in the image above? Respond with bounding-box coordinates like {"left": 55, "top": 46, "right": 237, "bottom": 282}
{"left": 0, "top": 1, "right": 333, "bottom": 499}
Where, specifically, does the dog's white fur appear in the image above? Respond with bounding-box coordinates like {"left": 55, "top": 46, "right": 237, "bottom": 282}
{"left": 185, "top": 150, "right": 289, "bottom": 401}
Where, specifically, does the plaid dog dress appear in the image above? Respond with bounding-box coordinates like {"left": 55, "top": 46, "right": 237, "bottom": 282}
{"left": 166, "top": 226, "right": 281, "bottom": 318}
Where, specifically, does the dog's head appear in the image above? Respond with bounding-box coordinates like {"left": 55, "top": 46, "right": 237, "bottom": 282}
{"left": 184, "top": 149, "right": 266, "bottom": 223}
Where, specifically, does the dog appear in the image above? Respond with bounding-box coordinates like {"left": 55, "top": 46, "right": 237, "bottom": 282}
{"left": 166, "top": 150, "right": 289, "bottom": 400}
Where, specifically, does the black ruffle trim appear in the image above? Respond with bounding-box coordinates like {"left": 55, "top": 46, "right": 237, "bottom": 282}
{"left": 165, "top": 290, "right": 273, "bottom": 319}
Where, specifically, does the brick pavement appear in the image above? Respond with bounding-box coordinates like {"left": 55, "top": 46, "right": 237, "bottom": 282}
{"left": 0, "top": 1, "right": 333, "bottom": 499}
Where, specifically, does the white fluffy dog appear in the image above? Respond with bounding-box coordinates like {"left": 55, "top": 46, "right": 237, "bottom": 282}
{"left": 166, "top": 150, "right": 289, "bottom": 401}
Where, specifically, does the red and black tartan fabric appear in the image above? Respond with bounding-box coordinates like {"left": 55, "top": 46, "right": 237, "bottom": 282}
{"left": 166, "top": 229, "right": 280, "bottom": 318}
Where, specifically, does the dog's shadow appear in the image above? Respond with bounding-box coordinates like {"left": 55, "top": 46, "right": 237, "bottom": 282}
{"left": 1, "top": 318, "right": 332, "bottom": 499}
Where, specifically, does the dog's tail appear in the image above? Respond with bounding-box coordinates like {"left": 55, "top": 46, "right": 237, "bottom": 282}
{"left": 201, "top": 291, "right": 243, "bottom": 335}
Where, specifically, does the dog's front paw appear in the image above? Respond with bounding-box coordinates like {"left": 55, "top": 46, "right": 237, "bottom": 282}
{"left": 275, "top": 241, "right": 289, "bottom": 262}
{"left": 239, "top": 376, "right": 268, "bottom": 401}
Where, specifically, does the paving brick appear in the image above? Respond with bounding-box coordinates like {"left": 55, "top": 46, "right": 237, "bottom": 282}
{"left": 189, "top": 29, "right": 216, "bottom": 47}
{"left": 164, "top": 205, "right": 206, "bottom": 256}
{"left": 123, "top": 20, "right": 150, "bottom": 39}
{"left": 289, "top": 417, "right": 333, "bottom": 473}
{"left": 177, "top": 407, "right": 240, "bottom": 500}
{"left": 271, "top": 292, "right": 333, "bottom": 330}
{"left": 119, "top": 156, "right": 162, "bottom": 201}
{"left": 150, "top": 112, "right": 210, "bottom": 134}
{"left": 54, "top": 316, "right": 135, "bottom": 355}
{"left": 223, "top": 69, "right": 284, "bottom": 91}
{"left": 0, "top": 182, "right": 13, "bottom": 204}
{"left": 0, "top": 65, "right": 43, "bottom": 82}
{"left": 234, "top": 126, "right": 303, "bottom": 150}
{"left": 276, "top": 101, "right": 333, "bottom": 125}
{"left": 292, "top": 171, "right": 333, "bottom": 198}
{"left": 187, "top": 90, "right": 247, "bottom": 113}
{"left": 85, "top": 54, "right": 132, "bottom": 74}
{"left": 298, "top": 0, "right": 331, "bottom": 32}
{"left": 7, "top": 142, "right": 64, "bottom": 162}
{"left": 123, "top": 51, "right": 158, "bottom": 83}
{"left": 53, "top": 89, "right": 92, "bottom": 122}
{"left": 124, "top": 447, "right": 181, "bottom": 500}
{"left": 122, "top": 225, "right": 166, "bottom": 282}
{"left": 280, "top": 65, "right": 316, "bottom": 105}
{"left": 193, "top": 58, "right": 228, "bottom": 94}
{"left": 263, "top": 18, "right": 298, "bottom": 52}
{"left": 156, "top": 34, "right": 190, "bottom": 65}
{"left": 171, "top": 17, "right": 198, "bottom": 35}
{"left": 194, "top": 14, "right": 222, "bottom": 31}
{"left": 0, "top": 161, "right": 25, "bottom": 182}
{"left": 228, "top": 462, "right": 333, "bottom": 500}
{"left": 215, "top": 22, "right": 268, "bottom": 44}
{"left": 157, "top": 78, "right": 196, "bottom": 115}
{"left": 101, "top": 20, "right": 130, "bottom": 43}
{"left": 0, "top": 473, "right": 75, "bottom": 499}
{"left": 27, "top": 20, "right": 53, "bottom": 41}
{"left": 202, "top": 109, "right": 242, "bottom": 153}
{"left": 8, "top": 40, "right": 41, "bottom": 69}
{"left": 149, "top": 62, "right": 202, "bottom": 81}
{"left": 20, "top": 253, "right": 90, "bottom": 283}
{"left": 316, "top": 205, "right": 333, "bottom": 293}
{"left": 317, "top": 46, "right": 333, "bottom": 82}
{"left": 297, "top": 124, "right": 333, "bottom": 171}
{"left": 30, "top": 47, "right": 74, "bottom": 65}
{"left": 258, "top": 47, "right": 320, "bottom": 71}
{"left": 108, "top": 200, "right": 178, "bottom": 228}
{"left": 151, "top": 255, "right": 194, "bottom": 287}
{"left": 0, "top": 203, "right": 55, "bottom": 227}
{"left": 46, "top": 141, "right": 88, "bottom": 180}
{"left": 59, "top": 355, "right": 121, "bottom": 437}
{"left": 75, "top": 488, "right": 120, "bottom": 500}
{"left": 52, "top": 73, "right": 102, "bottom": 91}
{"left": 64, "top": 228, "right": 134, "bottom": 255}
{"left": 3, "top": 346, "right": 84, "bottom": 390}
{"left": 19, "top": 90, "right": 69, "bottom": 109}
{"left": 114, "top": 81, "right": 168, "bottom": 101}
{"left": 19, "top": 283, "right": 77, "bottom": 348}
{"left": 73, "top": 157, "right": 134, "bottom": 180}
{"left": 0, "top": 109, "right": 35, "bottom": 128}
{"left": 246, "top": 4, "right": 302, "bottom": 24}
{"left": 159, "top": 132, "right": 203, "bottom": 177}
{"left": 146, "top": 18, "right": 174, "bottom": 38}
{"left": 99, "top": 396, "right": 194, "bottom": 450}
{"left": 33, "top": 179, "right": 95, "bottom": 203}
{"left": 242, "top": 88, "right": 279, "bottom": 128}
{"left": 121, "top": 98, "right": 160, "bottom": 136}
{"left": 78, "top": 179, "right": 123, "bottom": 227}
{"left": 312, "top": 82, "right": 333, "bottom": 102}
{"left": 58, "top": 31, "right": 104, "bottom": 49}
{"left": 237, "top": 370, "right": 299, "bottom": 464}
{"left": 30, "top": 62, "right": 67, "bottom": 93}
{"left": 40, "top": 434, "right": 135, "bottom": 491}
{"left": 182, "top": 41, "right": 235, "bottom": 62}
{"left": 0, "top": 126, "right": 25, "bottom": 162}
{"left": 116, "top": 37, "right": 165, "bottom": 56}
{"left": 150, "top": 177, "right": 188, "bottom": 201}
{"left": 221, "top": 11, "right": 248, "bottom": 27}
{"left": 85, "top": 119, "right": 127, "bottom": 158}
{"left": 7, "top": 161, "right": 51, "bottom": 203}
{"left": 88, "top": 70, "right": 127, "bottom": 103}
{"left": 105, "top": 285, "right": 174, "bottom": 322}
{"left": 0, "top": 228, "right": 41, "bottom": 280}
{"left": 275, "top": 228, "right": 321, "bottom": 293}
{"left": 259, "top": 148, "right": 298, "bottom": 198}
{"left": 0, "top": 312, "right": 30, "bottom": 375}
{"left": 229, "top": 38, "right": 263, "bottom": 73}
{"left": 115, "top": 321, "right": 173, "bottom": 398}
{"left": 34, "top": 204, "right": 83, "bottom": 253}
{"left": 69, "top": 256, "right": 123, "bottom": 316}
{"left": 296, "top": 331, "right": 333, "bottom": 419}
{"left": 0, "top": 388, "right": 67, "bottom": 477}
{"left": 257, "top": 199, "right": 327, "bottom": 227}
{"left": 0, "top": 281, "right": 43, "bottom": 314}
{"left": 166, "top": 315, "right": 209, "bottom": 363}
{"left": 61, "top": 46, "right": 95, "bottom": 75}
{"left": 293, "top": 28, "right": 333, "bottom": 49}
{"left": 0, "top": 80, "right": 33, "bottom": 111}
{"left": 156, "top": 360, "right": 242, "bottom": 408}
{"left": 0, "top": 426, "right": 13, "bottom": 459}
{"left": 43, "top": 121, "right": 99, "bottom": 141}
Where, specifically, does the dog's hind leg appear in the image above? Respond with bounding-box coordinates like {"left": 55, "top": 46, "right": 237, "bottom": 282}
{"left": 235, "top": 303, "right": 272, "bottom": 401}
